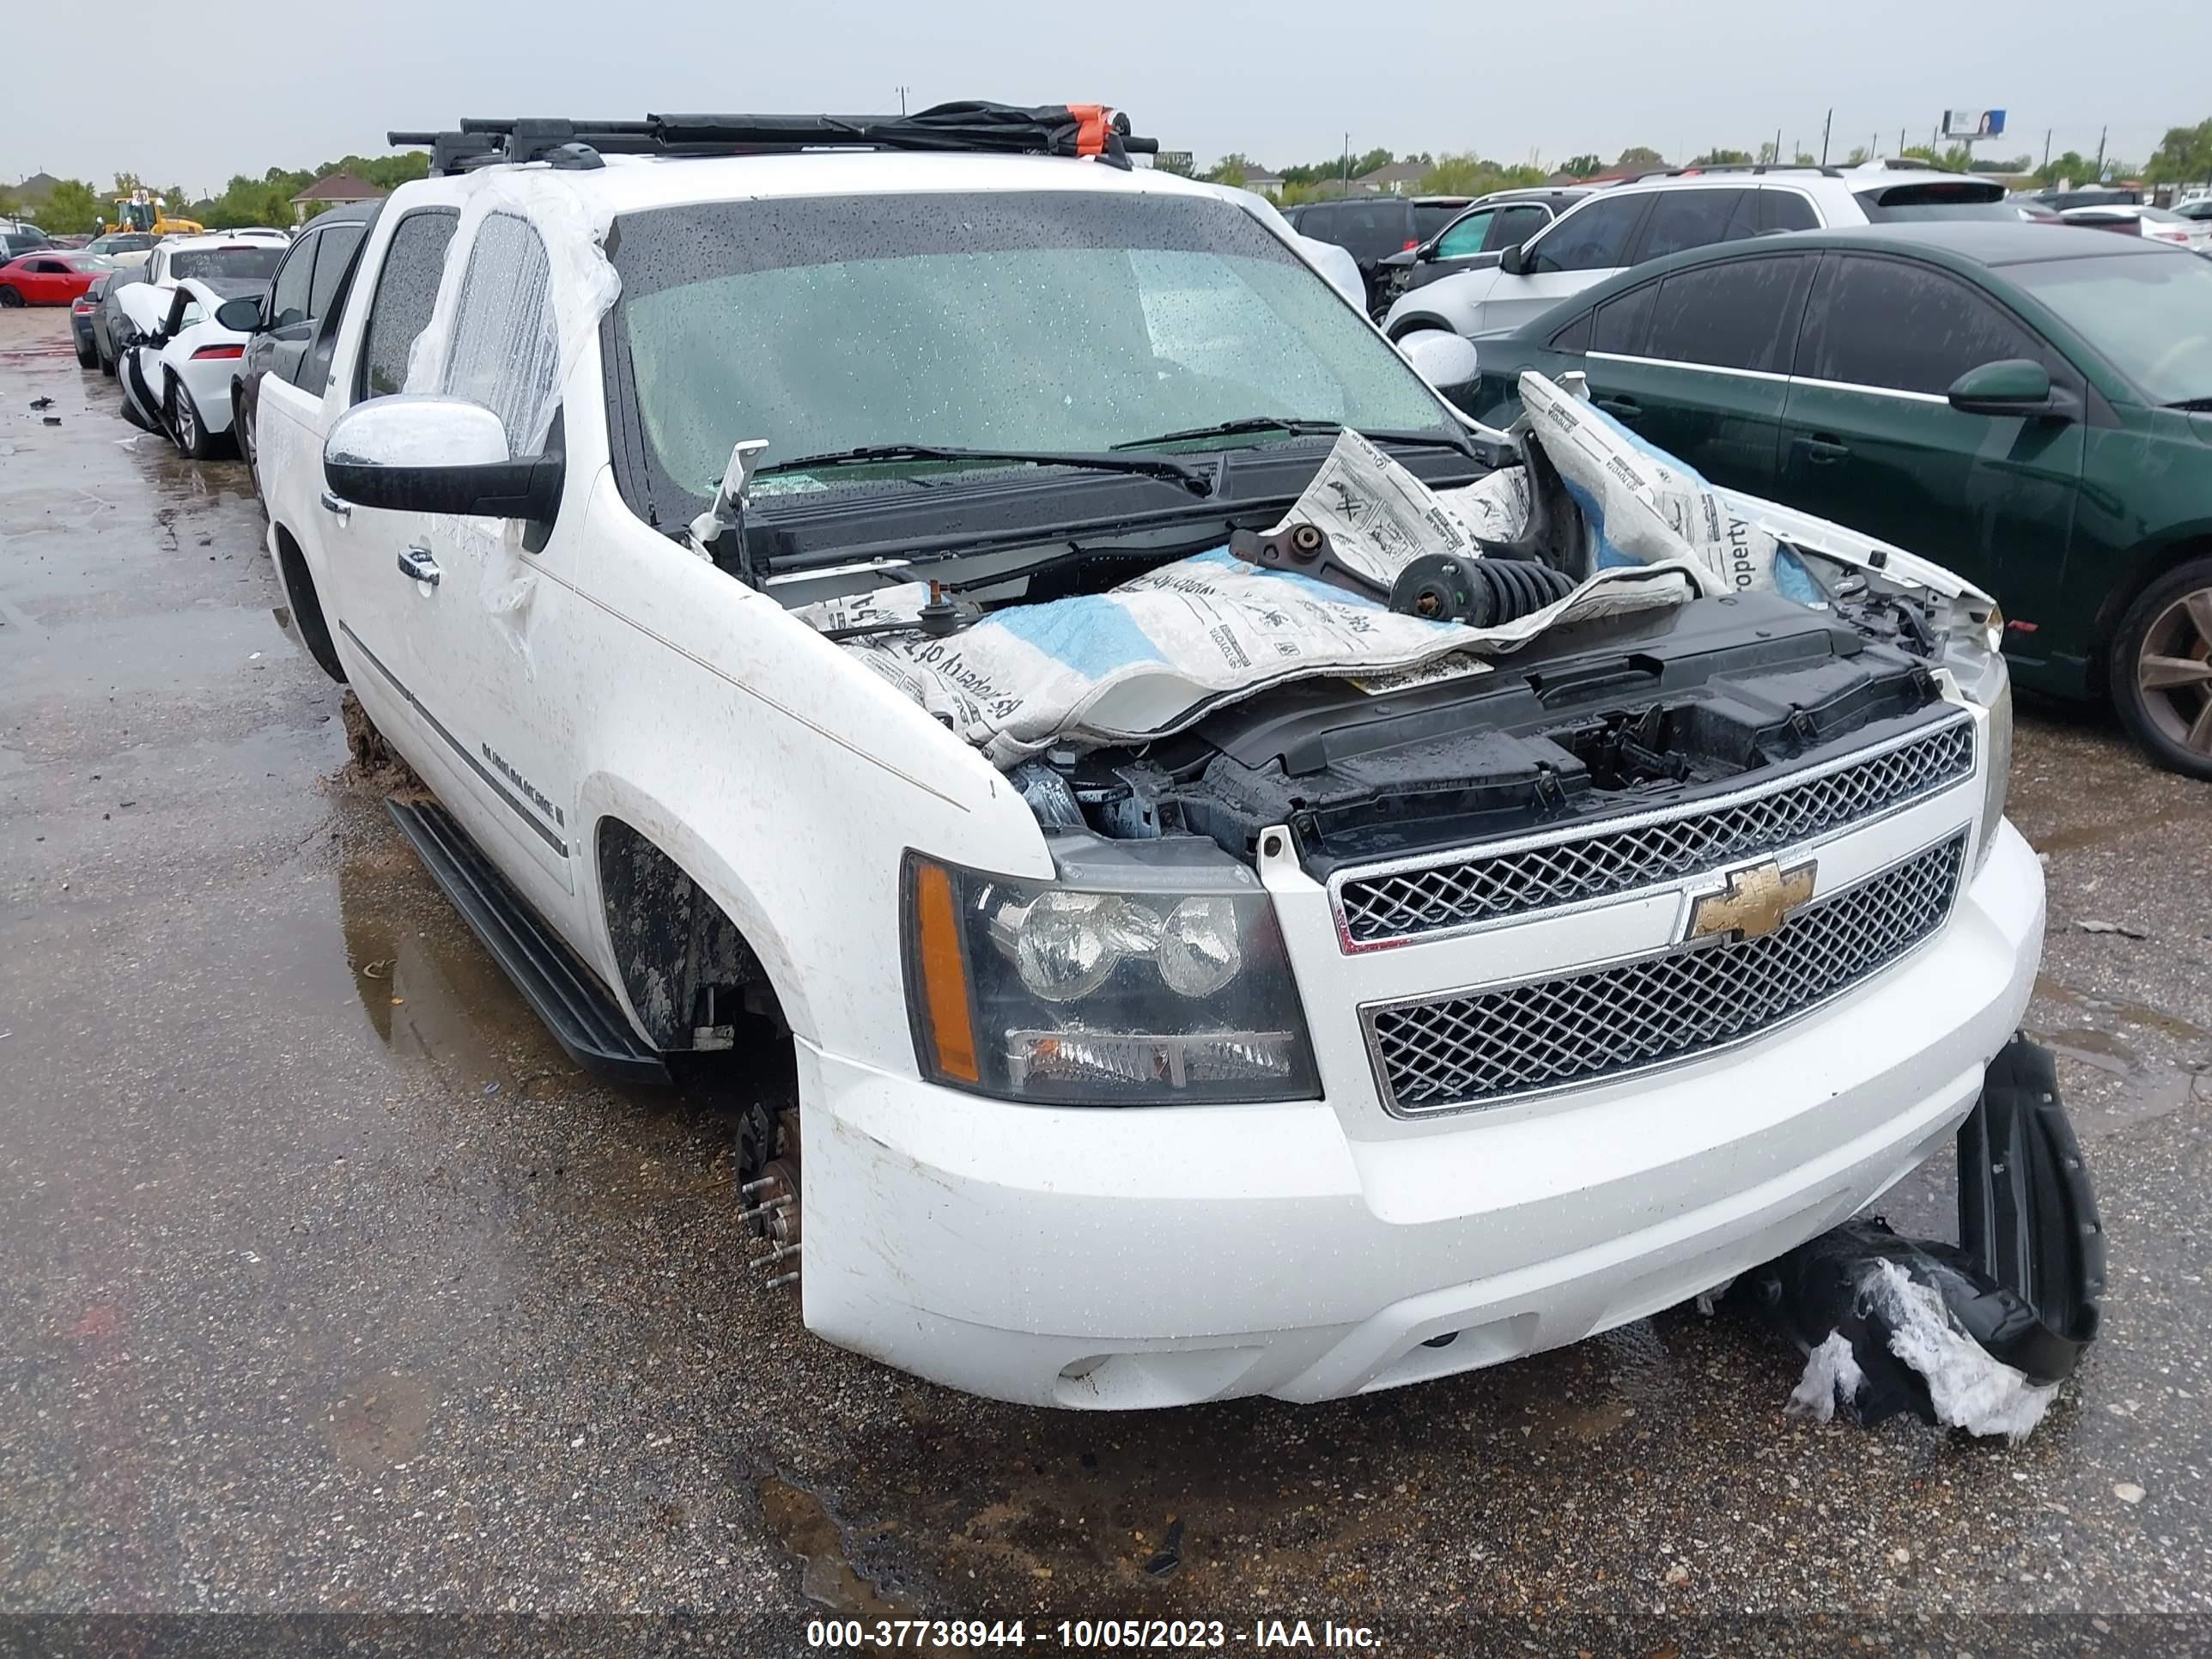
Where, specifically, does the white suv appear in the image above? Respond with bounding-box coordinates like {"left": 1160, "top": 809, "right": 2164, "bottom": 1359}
{"left": 250, "top": 108, "right": 2047, "bottom": 1408}
{"left": 1382, "top": 162, "right": 2015, "bottom": 343}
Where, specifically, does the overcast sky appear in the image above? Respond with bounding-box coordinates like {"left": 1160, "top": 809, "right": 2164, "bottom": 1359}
{"left": 8, "top": 0, "right": 2208, "bottom": 194}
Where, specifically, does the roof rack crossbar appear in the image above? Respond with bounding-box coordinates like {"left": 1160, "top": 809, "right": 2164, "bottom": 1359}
{"left": 1630, "top": 162, "right": 1844, "bottom": 182}
{"left": 390, "top": 103, "right": 1157, "bottom": 176}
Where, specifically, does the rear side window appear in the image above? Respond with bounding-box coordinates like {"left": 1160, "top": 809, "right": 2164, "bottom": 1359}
{"left": 357, "top": 209, "right": 459, "bottom": 401}
{"left": 1636, "top": 189, "right": 1756, "bottom": 262}
{"left": 1490, "top": 203, "right": 1551, "bottom": 249}
{"left": 307, "top": 223, "right": 366, "bottom": 322}
{"left": 1528, "top": 196, "right": 1647, "bottom": 274}
{"left": 1645, "top": 257, "right": 1813, "bottom": 373}
{"left": 1323, "top": 201, "right": 1416, "bottom": 263}
{"left": 444, "top": 211, "right": 562, "bottom": 451}
{"left": 1591, "top": 283, "right": 1656, "bottom": 354}
{"left": 267, "top": 232, "right": 317, "bottom": 331}
{"left": 1759, "top": 191, "right": 1820, "bottom": 232}
{"left": 1796, "top": 255, "right": 2043, "bottom": 395}
{"left": 1548, "top": 309, "right": 1593, "bottom": 352}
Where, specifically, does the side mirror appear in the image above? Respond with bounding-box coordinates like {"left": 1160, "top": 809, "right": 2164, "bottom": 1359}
{"left": 1498, "top": 241, "right": 1528, "bottom": 276}
{"left": 215, "top": 295, "right": 262, "bottom": 332}
{"left": 1400, "top": 331, "right": 1481, "bottom": 393}
{"left": 1947, "top": 358, "right": 2075, "bottom": 420}
{"left": 324, "top": 395, "right": 563, "bottom": 521}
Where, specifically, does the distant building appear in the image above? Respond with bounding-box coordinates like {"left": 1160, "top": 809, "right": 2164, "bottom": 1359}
{"left": 10, "top": 172, "right": 61, "bottom": 207}
{"left": 1242, "top": 168, "right": 1285, "bottom": 198}
{"left": 1353, "top": 161, "right": 1431, "bottom": 196}
{"left": 289, "top": 173, "right": 390, "bottom": 224}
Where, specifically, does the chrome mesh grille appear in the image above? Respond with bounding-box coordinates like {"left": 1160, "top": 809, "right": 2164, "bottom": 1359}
{"left": 1334, "top": 719, "right": 1973, "bottom": 947}
{"left": 1366, "top": 834, "right": 1967, "bottom": 1114}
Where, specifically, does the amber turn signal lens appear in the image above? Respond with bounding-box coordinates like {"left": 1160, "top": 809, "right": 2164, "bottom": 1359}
{"left": 910, "top": 857, "right": 980, "bottom": 1084}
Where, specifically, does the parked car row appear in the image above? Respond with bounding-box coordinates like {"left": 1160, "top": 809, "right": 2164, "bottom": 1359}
{"left": 1447, "top": 220, "right": 2212, "bottom": 778}
{"left": 1376, "top": 161, "right": 2020, "bottom": 342}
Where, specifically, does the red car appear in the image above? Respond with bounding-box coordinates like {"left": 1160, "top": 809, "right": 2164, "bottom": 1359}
{"left": 0, "top": 251, "right": 114, "bottom": 307}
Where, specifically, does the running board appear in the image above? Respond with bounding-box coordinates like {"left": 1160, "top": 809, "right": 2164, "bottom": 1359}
{"left": 386, "top": 800, "right": 671, "bottom": 1085}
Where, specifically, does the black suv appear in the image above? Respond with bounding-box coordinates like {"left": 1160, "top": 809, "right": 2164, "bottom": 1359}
{"left": 232, "top": 201, "right": 382, "bottom": 477}
{"left": 1281, "top": 195, "right": 1471, "bottom": 311}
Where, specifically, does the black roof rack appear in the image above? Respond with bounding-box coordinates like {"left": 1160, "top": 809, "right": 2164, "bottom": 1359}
{"left": 389, "top": 102, "right": 1158, "bottom": 177}
{"left": 1630, "top": 162, "right": 1846, "bottom": 182}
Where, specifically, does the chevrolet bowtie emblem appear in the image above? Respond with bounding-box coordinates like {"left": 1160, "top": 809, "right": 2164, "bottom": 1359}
{"left": 1689, "top": 858, "right": 1817, "bottom": 943}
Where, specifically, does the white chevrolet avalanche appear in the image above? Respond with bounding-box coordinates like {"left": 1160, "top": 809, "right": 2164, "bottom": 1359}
{"left": 252, "top": 108, "right": 2042, "bottom": 1408}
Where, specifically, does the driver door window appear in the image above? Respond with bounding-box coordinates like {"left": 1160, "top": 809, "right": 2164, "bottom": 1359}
{"left": 444, "top": 211, "right": 562, "bottom": 454}
{"left": 267, "top": 232, "right": 317, "bottom": 332}
{"left": 1527, "top": 196, "right": 1650, "bottom": 275}
{"left": 1435, "top": 210, "right": 1494, "bottom": 259}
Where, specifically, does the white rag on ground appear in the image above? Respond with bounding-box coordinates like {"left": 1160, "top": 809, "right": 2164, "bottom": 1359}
{"left": 817, "top": 372, "right": 1837, "bottom": 766}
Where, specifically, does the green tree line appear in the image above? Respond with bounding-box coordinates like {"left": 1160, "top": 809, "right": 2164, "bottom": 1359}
{"left": 1, "top": 151, "right": 429, "bottom": 234}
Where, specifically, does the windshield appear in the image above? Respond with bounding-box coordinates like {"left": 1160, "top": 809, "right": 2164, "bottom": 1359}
{"left": 2010, "top": 252, "right": 2212, "bottom": 404}
{"left": 168, "top": 246, "right": 282, "bottom": 282}
{"left": 610, "top": 190, "right": 1450, "bottom": 503}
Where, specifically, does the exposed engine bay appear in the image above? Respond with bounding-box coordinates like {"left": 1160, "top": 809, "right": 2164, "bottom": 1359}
{"left": 1009, "top": 578, "right": 1969, "bottom": 873}
{"left": 782, "top": 371, "right": 2004, "bottom": 870}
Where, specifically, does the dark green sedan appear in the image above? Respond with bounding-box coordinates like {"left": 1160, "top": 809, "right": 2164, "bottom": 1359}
{"left": 1451, "top": 222, "right": 2212, "bottom": 777}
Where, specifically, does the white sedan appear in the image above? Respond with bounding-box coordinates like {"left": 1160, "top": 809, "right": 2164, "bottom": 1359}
{"left": 118, "top": 278, "right": 257, "bottom": 459}
{"left": 2059, "top": 204, "right": 2212, "bottom": 252}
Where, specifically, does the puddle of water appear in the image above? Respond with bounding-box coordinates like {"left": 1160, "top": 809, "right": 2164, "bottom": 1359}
{"left": 757, "top": 1473, "right": 915, "bottom": 1619}
{"left": 2034, "top": 973, "right": 2212, "bottom": 1048}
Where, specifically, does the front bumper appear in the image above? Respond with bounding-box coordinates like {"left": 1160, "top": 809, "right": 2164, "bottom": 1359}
{"left": 798, "top": 822, "right": 2044, "bottom": 1407}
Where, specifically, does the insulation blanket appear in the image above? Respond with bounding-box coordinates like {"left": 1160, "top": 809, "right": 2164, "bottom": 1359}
{"left": 819, "top": 428, "right": 1702, "bottom": 767}
{"left": 824, "top": 373, "right": 1832, "bottom": 765}
{"left": 1516, "top": 371, "right": 1828, "bottom": 605}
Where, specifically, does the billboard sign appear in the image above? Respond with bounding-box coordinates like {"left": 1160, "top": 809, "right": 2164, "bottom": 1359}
{"left": 1941, "top": 109, "right": 2007, "bottom": 139}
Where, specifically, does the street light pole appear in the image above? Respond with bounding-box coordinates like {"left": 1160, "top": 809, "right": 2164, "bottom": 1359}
{"left": 1820, "top": 108, "right": 1832, "bottom": 167}
{"left": 1341, "top": 131, "right": 1350, "bottom": 198}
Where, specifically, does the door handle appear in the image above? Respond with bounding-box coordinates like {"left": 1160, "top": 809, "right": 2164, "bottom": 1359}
{"left": 398, "top": 545, "right": 442, "bottom": 586}
{"left": 318, "top": 489, "right": 351, "bottom": 520}
{"left": 1795, "top": 434, "right": 1851, "bottom": 465}
{"left": 1594, "top": 396, "right": 1643, "bottom": 421}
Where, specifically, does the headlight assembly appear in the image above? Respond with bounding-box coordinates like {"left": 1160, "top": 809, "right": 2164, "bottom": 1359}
{"left": 1942, "top": 602, "right": 2013, "bottom": 876}
{"left": 903, "top": 848, "right": 1318, "bottom": 1106}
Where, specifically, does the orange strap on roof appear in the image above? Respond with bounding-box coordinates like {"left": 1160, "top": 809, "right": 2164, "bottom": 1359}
{"left": 1069, "top": 105, "right": 1113, "bottom": 157}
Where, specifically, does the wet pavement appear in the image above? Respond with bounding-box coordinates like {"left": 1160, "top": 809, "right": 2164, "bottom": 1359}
{"left": 4, "top": 305, "right": 2211, "bottom": 1655}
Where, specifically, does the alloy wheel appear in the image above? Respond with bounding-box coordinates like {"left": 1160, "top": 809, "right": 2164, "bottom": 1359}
{"left": 2134, "top": 586, "right": 2212, "bottom": 756}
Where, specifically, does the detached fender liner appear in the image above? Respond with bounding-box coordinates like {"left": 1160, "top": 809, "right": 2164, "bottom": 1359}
{"left": 1956, "top": 1034, "right": 2105, "bottom": 1382}
{"left": 1729, "top": 1035, "right": 2103, "bottom": 1433}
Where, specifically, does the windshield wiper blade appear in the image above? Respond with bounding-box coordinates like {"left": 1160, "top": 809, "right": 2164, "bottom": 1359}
{"left": 2166, "top": 397, "right": 2212, "bottom": 411}
{"left": 754, "top": 443, "right": 1212, "bottom": 496}
{"left": 1111, "top": 416, "right": 1474, "bottom": 456}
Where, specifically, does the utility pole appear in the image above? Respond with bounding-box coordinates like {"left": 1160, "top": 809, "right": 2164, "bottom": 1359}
{"left": 1773, "top": 126, "right": 1782, "bottom": 166}
{"left": 1820, "top": 108, "right": 1832, "bottom": 167}
{"left": 896, "top": 85, "right": 909, "bottom": 116}
{"left": 1898, "top": 127, "right": 1905, "bottom": 155}
{"left": 2043, "top": 128, "right": 2052, "bottom": 169}
{"left": 1340, "top": 131, "right": 1350, "bottom": 198}
{"left": 2094, "top": 124, "right": 2107, "bottom": 178}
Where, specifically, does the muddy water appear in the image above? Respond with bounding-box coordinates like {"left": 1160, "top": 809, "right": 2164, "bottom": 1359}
{"left": 8, "top": 304, "right": 2212, "bottom": 1636}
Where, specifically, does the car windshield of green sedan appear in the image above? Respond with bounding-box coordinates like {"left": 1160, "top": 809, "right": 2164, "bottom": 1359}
{"left": 2005, "top": 252, "right": 2212, "bottom": 407}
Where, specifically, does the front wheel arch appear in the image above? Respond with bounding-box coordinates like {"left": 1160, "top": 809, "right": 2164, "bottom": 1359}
{"left": 272, "top": 524, "right": 347, "bottom": 684}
